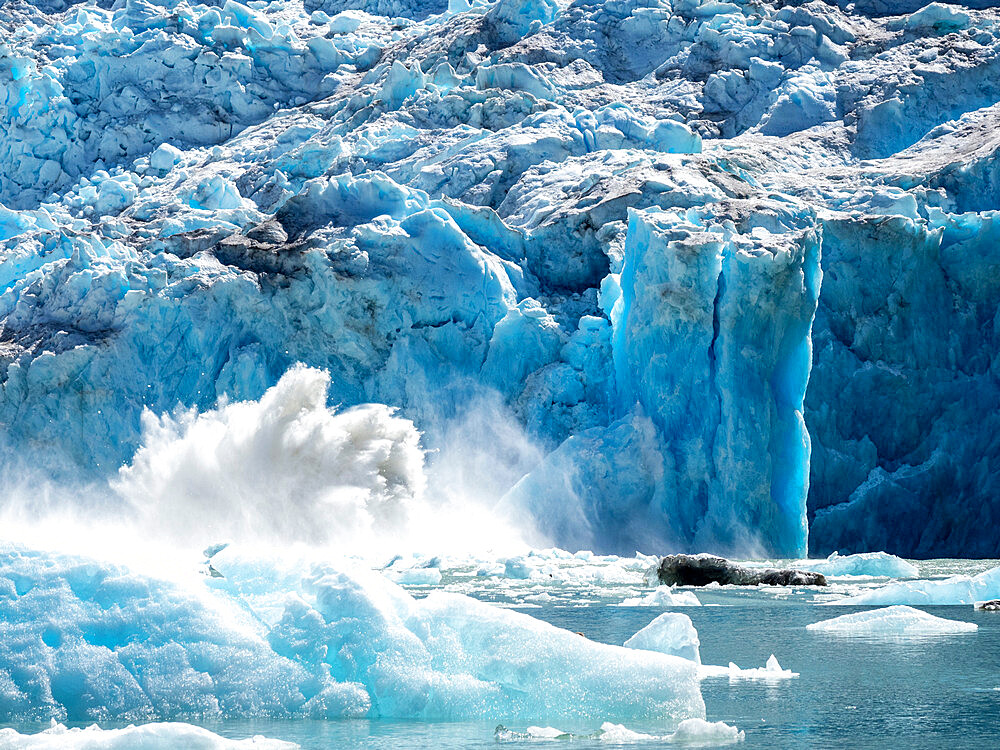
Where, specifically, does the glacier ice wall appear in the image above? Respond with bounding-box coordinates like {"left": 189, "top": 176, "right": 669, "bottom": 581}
{"left": 1, "top": 0, "right": 1000, "bottom": 556}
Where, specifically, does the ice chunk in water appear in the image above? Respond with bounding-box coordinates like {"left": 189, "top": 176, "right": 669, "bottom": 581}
{"left": 796, "top": 552, "right": 918, "bottom": 579}
{"left": 624, "top": 612, "right": 701, "bottom": 663}
{"left": 619, "top": 587, "right": 702, "bottom": 607}
{"left": 807, "top": 606, "right": 977, "bottom": 636}
{"left": 0, "top": 722, "right": 297, "bottom": 749}
{"left": 833, "top": 566, "right": 1000, "bottom": 606}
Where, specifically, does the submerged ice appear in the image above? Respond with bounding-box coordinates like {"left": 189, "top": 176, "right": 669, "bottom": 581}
{"left": 3, "top": 0, "right": 1000, "bottom": 557}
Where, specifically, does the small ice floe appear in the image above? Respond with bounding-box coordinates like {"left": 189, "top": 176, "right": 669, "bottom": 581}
{"left": 383, "top": 567, "right": 442, "bottom": 585}
{"left": 494, "top": 718, "right": 744, "bottom": 744}
{"left": 618, "top": 586, "right": 702, "bottom": 607}
{"left": 699, "top": 655, "right": 798, "bottom": 680}
{"left": 0, "top": 721, "right": 297, "bottom": 749}
{"left": 807, "top": 605, "right": 977, "bottom": 636}
{"left": 667, "top": 718, "right": 745, "bottom": 745}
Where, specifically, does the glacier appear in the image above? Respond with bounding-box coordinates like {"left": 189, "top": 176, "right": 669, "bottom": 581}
{"left": 2, "top": 0, "right": 1000, "bottom": 567}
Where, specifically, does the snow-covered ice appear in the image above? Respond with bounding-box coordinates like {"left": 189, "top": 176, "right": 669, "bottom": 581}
{"left": 807, "top": 605, "right": 978, "bottom": 636}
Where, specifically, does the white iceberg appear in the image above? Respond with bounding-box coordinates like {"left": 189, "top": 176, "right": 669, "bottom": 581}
{"left": 668, "top": 718, "right": 745, "bottom": 745}
{"left": 619, "top": 587, "right": 702, "bottom": 607}
{"left": 832, "top": 566, "right": 1000, "bottom": 606}
{"left": 625, "top": 613, "right": 701, "bottom": 663}
{"left": 807, "top": 606, "right": 977, "bottom": 636}
{"left": 795, "top": 552, "right": 918, "bottom": 579}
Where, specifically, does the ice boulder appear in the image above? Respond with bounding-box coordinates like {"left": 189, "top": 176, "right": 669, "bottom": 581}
{"left": 0, "top": 722, "right": 297, "bottom": 749}
{"left": 210, "top": 547, "right": 707, "bottom": 722}
{"left": 807, "top": 606, "right": 977, "bottom": 636}
{"left": 624, "top": 612, "right": 701, "bottom": 663}
{"left": 833, "top": 566, "right": 1000, "bottom": 606}
{"left": 902, "top": 3, "right": 971, "bottom": 32}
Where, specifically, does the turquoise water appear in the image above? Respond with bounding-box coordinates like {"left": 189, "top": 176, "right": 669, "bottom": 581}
{"left": 5, "top": 559, "right": 999, "bottom": 748}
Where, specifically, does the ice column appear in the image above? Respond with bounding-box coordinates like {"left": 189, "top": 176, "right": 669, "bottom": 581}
{"left": 611, "top": 205, "right": 822, "bottom": 556}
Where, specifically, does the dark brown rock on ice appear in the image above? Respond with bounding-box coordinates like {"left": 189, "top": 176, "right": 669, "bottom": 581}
{"left": 656, "top": 554, "right": 827, "bottom": 587}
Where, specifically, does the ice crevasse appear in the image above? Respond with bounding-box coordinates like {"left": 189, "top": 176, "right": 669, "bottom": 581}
{"left": 1, "top": 0, "right": 1000, "bottom": 558}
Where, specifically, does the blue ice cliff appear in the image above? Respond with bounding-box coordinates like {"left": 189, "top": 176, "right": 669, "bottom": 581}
{"left": 1, "top": 0, "right": 1000, "bottom": 558}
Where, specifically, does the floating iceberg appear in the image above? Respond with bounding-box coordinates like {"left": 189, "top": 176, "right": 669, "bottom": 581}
{"left": 0, "top": 722, "right": 296, "bottom": 750}
{"left": 619, "top": 587, "right": 702, "bottom": 608}
{"left": 832, "top": 566, "right": 1000, "bottom": 606}
{"left": 807, "top": 606, "right": 977, "bottom": 636}
{"left": 792, "top": 552, "right": 918, "bottom": 579}
{"left": 0, "top": 543, "right": 704, "bottom": 724}
{"left": 624, "top": 613, "right": 701, "bottom": 663}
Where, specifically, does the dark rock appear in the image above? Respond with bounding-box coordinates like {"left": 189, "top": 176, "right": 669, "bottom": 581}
{"left": 656, "top": 554, "right": 827, "bottom": 587}
{"left": 975, "top": 600, "right": 1000, "bottom": 611}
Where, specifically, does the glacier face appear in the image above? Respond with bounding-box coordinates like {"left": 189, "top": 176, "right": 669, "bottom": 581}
{"left": 1, "top": 0, "right": 1000, "bottom": 556}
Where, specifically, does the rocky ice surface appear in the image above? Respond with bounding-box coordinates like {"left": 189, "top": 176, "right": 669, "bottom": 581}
{"left": 2, "top": 0, "right": 1000, "bottom": 557}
